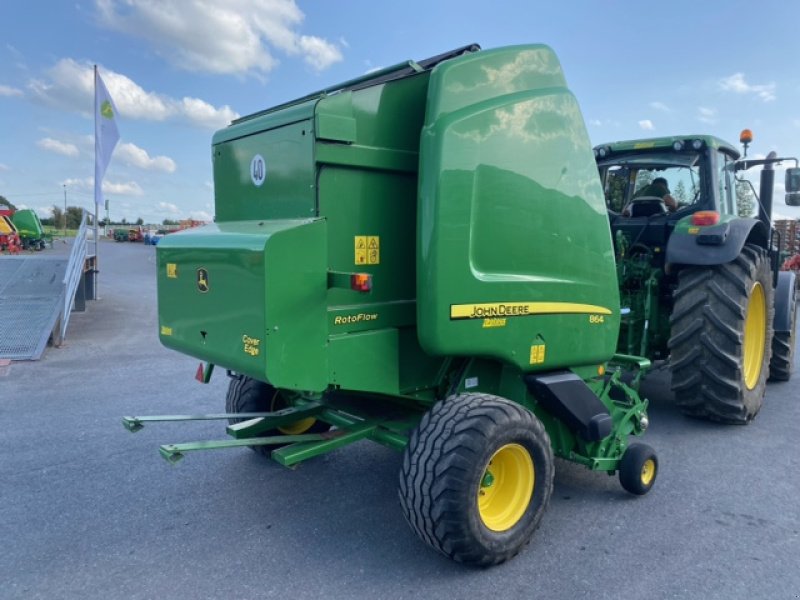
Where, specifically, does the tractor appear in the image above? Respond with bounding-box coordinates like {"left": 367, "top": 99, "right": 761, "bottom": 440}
{"left": 595, "top": 134, "right": 798, "bottom": 423}
{"left": 125, "top": 44, "right": 660, "bottom": 566}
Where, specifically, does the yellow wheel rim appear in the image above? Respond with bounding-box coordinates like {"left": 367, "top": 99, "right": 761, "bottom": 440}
{"left": 640, "top": 458, "right": 656, "bottom": 486}
{"left": 743, "top": 282, "right": 766, "bottom": 390}
{"left": 270, "top": 391, "right": 317, "bottom": 435}
{"left": 477, "top": 443, "right": 535, "bottom": 532}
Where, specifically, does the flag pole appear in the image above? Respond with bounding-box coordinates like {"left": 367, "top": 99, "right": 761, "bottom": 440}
{"left": 93, "top": 64, "right": 100, "bottom": 300}
{"left": 94, "top": 65, "right": 102, "bottom": 300}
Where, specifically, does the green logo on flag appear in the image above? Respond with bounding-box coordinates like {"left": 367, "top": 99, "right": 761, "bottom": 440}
{"left": 101, "top": 100, "right": 114, "bottom": 120}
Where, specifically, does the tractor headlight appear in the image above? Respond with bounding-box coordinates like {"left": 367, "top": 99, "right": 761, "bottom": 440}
{"left": 639, "top": 415, "right": 649, "bottom": 430}
{"left": 673, "top": 141, "right": 684, "bottom": 151}
{"left": 692, "top": 139, "right": 704, "bottom": 150}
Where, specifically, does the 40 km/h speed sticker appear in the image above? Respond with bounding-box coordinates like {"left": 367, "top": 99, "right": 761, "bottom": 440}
{"left": 250, "top": 154, "right": 266, "bottom": 187}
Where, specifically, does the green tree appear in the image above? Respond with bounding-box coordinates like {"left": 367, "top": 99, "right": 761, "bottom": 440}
{"left": 52, "top": 205, "right": 65, "bottom": 230}
{"left": 0, "top": 195, "right": 16, "bottom": 211}
{"left": 65, "top": 206, "right": 84, "bottom": 229}
{"left": 634, "top": 170, "right": 654, "bottom": 194}
{"left": 162, "top": 219, "right": 179, "bottom": 226}
{"left": 736, "top": 180, "right": 756, "bottom": 217}
{"left": 135, "top": 217, "right": 144, "bottom": 226}
{"left": 674, "top": 181, "right": 688, "bottom": 203}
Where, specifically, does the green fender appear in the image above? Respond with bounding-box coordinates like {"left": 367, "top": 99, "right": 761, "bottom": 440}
{"left": 666, "top": 216, "right": 768, "bottom": 266}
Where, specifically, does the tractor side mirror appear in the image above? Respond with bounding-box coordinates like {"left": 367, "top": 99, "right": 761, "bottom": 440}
{"left": 786, "top": 168, "right": 800, "bottom": 206}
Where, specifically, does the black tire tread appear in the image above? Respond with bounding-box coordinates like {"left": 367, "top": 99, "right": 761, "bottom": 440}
{"left": 668, "top": 244, "right": 774, "bottom": 424}
{"left": 398, "top": 393, "right": 554, "bottom": 567}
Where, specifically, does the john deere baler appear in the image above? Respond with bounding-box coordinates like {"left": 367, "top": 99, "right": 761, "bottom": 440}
{"left": 132, "top": 44, "right": 658, "bottom": 567}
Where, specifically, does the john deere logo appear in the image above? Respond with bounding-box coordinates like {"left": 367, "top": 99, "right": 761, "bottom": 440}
{"left": 197, "top": 268, "right": 209, "bottom": 293}
{"left": 101, "top": 100, "right": 114, "bottom": 120}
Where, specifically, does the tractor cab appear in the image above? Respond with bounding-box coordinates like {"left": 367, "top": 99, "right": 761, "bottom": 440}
{"left": 595, "top": 136, "right": 741, "bottom": 263}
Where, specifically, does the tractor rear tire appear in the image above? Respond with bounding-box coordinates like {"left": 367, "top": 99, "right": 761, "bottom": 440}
{"left": 225, "top": 375, "right": 329, "bottom": 456}
{"left": 769, "top": 288, "right": 796, "bottom": 382}
{"left": 669, "top": 244, "right": 773, "bottom": 424}
{"left": 398, "top": 393, "right": 554, "bottom": 567}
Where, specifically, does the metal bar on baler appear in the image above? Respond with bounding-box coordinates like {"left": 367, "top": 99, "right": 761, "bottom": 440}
{"left": 123, "top": 402, "right": 323, "bottom": 433}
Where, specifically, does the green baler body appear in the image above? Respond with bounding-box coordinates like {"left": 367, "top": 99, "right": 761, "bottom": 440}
{"left": 157, "top": 45, "right": 620, "bottom": 397}
{"left": 11, "top": 209, "right": 44, "bottom": 241}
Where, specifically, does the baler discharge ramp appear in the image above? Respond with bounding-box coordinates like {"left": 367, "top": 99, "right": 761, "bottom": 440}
{"left": 128, "top": 43, "right": 660, "bottom": 567}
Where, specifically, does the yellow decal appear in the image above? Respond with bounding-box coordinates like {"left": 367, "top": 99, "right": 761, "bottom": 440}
{"left": 334, "top": 313, "right": 378, "bottom": 325}
{"left": 589, "top": 314, "right": 605, "bottom": 324}
{"left": 482, "top": 318, "right": 507, "bottom": 328}
{"left": 530, "top": 344, "right": 546, "bottom": 365}
{"left": 450, "top": 302, "right": 612, "bottom": 320}
{"left": 166, "top": 263, "right": 178, "bottom": 278}
{"left": 160, "top": 325, "right": 173, "bottom": 336}
{"left": 355, "top": 236, "right": 367, "bottom": 265}
{"left": 367, "top": 236, "right": 380, "bottom": 265}
{"left": 355, "top": 235, "right": 380, "bottom": 265}
{"left": 633, "top": 142, "right": 656, "bottom": 149}
{"left": 243, "top": 335, "right": 261, "bottom": 357}
{"left": 688, "top": 226, "right": 700, "bottom": 234}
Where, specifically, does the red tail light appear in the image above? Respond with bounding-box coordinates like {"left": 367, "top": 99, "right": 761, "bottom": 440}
{"left": 350, "top": 273, "right": 372, "bottom": 292}
{"left": 691, "top": 211, "right": 720, "bottom": 227}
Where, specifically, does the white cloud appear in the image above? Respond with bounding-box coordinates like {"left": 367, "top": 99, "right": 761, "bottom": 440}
{"left": 638, "top": 119, "right": 655, "bottom": 131}
{"left": 697, "top": 106, "right": 717, "bottom": 124}
{"left": 95, "top": 0, "right": 343, "bottom": 75}
{"left": 0, "top": 84, "right": 23, "bottom": 97}
{"left": 588, "top": 119, "right": 602, "bottom": 127}
{"left": 719, "top": 73, "right": 776, "bottom": 102}
{"left": 115, "top": 142, "right": 176, "bottom": 173}
{"left": 28, "top": 58, "right": 239, "bottom": 130}
{"left": 156, "top": 202, "right": 180, "bottom": 215}
{"left": 189, "top": 210, "right": 212, "bottom": 221}
{"left": 63, "top": 176, "right": 144, "bottom": 196}
{"left": 37, "top": 137, "right": 80, "bottom": 158}
{"left": 649, "top": 101, "right": 670, "bottom": 112}
{"left": 0, "top": 163, "right": 9, "bottom": 171}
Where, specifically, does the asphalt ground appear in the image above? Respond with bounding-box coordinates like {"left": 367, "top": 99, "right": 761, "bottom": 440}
{"left": 1, "top": 240, "right": 798, "bottom": 600}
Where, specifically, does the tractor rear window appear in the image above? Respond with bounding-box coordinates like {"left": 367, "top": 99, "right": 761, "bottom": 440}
{"left": 598, "top": 152, "right": 704, "bottom": 215}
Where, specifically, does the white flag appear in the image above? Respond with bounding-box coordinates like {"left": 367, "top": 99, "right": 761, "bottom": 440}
{"left": 94, "top": 68, "right": 120, "bottom": 207}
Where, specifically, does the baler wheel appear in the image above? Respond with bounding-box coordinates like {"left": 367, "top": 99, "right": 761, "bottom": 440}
{"left": 669, "top": 244, "right": 773, "bottom": 424}
{"left": 225, "top": 376, "right": 329, "bottom": 456}
{"left": 618, "top": 443, "right": 658, "bottom": 495}
{"left": 398, "top": 393, "right": 554, "bottom": 567}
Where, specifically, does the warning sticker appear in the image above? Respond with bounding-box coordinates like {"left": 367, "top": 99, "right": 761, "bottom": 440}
{"left": 355, "top": 235, "right": 380, "bottom": 265}
{"left": 355, "top": 236, "right": 367, "bottom": 265}
{"left": 530, "top": 344, "right": 546, "bottom": 365}
{"left": 166, "top": 263, "right": 178, "bottom": 278}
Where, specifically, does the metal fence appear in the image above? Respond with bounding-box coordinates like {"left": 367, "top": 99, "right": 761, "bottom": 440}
{"left": 60, "top": 210, "right": 89, "bottom": 340}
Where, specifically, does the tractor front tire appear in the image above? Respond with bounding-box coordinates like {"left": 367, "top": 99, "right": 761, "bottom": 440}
{"left": 669, "top": 244, "right": 773, "bottom": 424}
{"left": 398, "top": 393, "right": 554, "bottom": 567}
{"left": 225, "top": 375, "right": 329, "bottom": 456}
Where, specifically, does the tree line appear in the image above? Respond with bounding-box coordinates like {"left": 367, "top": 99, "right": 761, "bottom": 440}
{"left": 1, "top": 195, "right": 177, "bottom": 228}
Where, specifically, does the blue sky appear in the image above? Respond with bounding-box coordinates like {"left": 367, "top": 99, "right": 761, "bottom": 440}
{"left": 1, "top": 1, "right": 799, "bottom": 223}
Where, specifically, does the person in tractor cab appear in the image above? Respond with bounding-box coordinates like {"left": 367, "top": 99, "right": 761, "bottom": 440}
{"left": 625, "top": 177, "right": 678, "bottom": 216}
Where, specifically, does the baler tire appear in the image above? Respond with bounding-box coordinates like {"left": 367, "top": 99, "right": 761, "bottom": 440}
{"left": 769, "top": 289, "right": 796, "bottom": 381}
{"left": 668, "top": 244, "right": 773, "bottom": 424}
{"left": 225, "top": 376, "right": 329, "bottom": 456}
{"left": 618, "top": 443, "right": 658, "bottom": 495}
{"left": 398, "top": 393, "right": 554, "bottom": 567}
